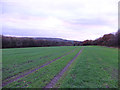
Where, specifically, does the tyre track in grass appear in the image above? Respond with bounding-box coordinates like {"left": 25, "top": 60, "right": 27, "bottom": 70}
{"left": 45, "top": 47, "right": 84, "bottom": 88}
{"left": 2, "top": 48, "right": 77, "bottom": 87}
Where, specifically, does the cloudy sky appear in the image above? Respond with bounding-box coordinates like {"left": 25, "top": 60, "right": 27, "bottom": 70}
{"left": 0, "top": 0, "right": 118, "bottom": 41}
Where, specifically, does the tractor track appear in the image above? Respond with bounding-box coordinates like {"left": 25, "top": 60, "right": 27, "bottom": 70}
{"left": 2, "top": 48, "right": 77, "bottom": 87}
{"left": 45, "top": 47, "right": 84, "bottom": 88}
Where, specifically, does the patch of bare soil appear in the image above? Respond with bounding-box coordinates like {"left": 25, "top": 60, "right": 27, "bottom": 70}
{"left": 111, "top": 68, "right": 118, "bottom": 80}
{"left": 103, "top": 67, "right": 118, "bottom": 80}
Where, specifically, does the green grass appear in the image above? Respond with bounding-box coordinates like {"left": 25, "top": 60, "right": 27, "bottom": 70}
{"left": 2, "top": 46, "right": 77, "bottom": 80}
{"left": 55, "top": 46, "right": 118, "bottom": 88}
{"left": 4, "top": 47, "right": 81, "bottom": 88}
{"left": 2, "top": 46, "right": 118, "bottom": 88}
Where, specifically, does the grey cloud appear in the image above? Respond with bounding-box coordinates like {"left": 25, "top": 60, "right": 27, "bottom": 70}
{"left": 1, "top": 0, "right": 117, "bottom": 41}
{"left": 66, "top": 18, "right": 110, "bottom": 26}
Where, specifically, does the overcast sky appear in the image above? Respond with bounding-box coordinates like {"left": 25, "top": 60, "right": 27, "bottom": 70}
{"left": 0, "top": 0, "right": 118, "bottom": 41}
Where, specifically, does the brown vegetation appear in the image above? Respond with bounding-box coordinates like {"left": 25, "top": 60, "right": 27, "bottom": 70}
{"left": 81, "top": 30, "right": 119, "bottom": 48}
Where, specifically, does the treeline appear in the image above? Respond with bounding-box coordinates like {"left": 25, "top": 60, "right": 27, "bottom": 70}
{"left": 2, "top": 36, "right": 79, "bottom": 48}
{"left": 1, "top": 30, "right": 119, "bottom": 48}
{"left": 82, "top": 30, "right": 119, "bottom": 48}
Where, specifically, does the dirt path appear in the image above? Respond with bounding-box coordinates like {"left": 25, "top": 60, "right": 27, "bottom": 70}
{"left": 2, "top": 48, "right": 77, "bottom": 87}
{"left": 45, "top": 47, "right": 84, "bottom": 88}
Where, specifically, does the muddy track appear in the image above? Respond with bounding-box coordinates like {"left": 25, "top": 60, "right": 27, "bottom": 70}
{"left": 45, "top": 47, "right": 84, "bottom": 88}
{"left": 2, "top": 48, "right": 77, "bottom": 87}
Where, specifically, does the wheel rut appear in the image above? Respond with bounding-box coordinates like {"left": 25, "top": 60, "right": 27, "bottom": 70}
{"left": 45, "top": 47, "right": 84, "bottom": 88}
{"left": 2, "top": 48, "right": 77, "bottom": 87}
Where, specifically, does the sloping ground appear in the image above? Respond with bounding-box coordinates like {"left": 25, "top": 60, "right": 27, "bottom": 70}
{"left": 54, "top": 46, "right": 118, "bottom": 88}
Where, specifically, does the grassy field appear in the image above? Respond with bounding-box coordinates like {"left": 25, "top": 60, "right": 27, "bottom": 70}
{"left": 2, "top": 46, "right": 76, "bottom": 80}
{"left": 2, "top": 46, "right": 118, "bottom": 88}
{"left": 55, "top": 46, "right": 118, "bottom": 88}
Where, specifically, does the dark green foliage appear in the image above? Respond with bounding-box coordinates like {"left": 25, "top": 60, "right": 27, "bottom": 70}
{"left": 2, "top": 36, "right": 74, "bottom": 48}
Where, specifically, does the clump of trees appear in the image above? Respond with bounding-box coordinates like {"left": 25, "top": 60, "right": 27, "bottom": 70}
{"left": 81, "top": 30, "right": 119, "bottom": 48}
{"left": 2, "top": 36, "right": 75, "bottom": 48}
